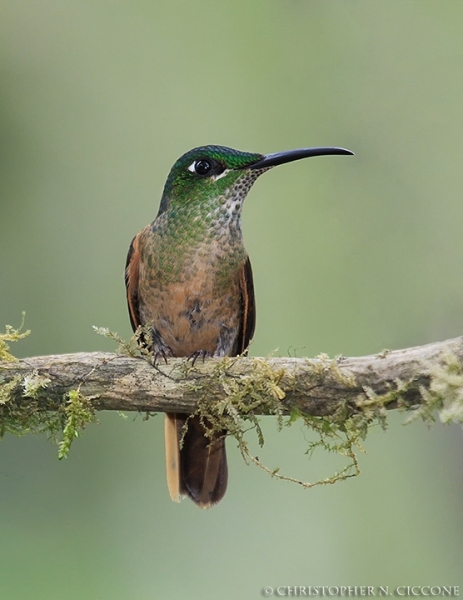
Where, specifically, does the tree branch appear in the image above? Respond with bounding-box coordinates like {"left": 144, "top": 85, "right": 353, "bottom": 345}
{"left": 1, "top": 335, "right": 463, "bottom": 416}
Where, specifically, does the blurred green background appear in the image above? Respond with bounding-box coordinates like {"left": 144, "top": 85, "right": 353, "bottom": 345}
{"left": 1, "top": 1, "right": 463, "bottom": 598}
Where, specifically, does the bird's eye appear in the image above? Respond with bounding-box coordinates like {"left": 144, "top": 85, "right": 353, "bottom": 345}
{"left": 193, "top": 159, "right": 212, "bottom": 175}
{"left": 187, "top": 158, "right": 226, "bottom": 178}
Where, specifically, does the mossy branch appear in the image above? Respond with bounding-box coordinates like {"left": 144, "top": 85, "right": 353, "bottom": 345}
{"left": 1, "top": 329, "right": 463, "bottom": 489}
{"left": 1, "top": 336, "right": 463, "bottom": 418}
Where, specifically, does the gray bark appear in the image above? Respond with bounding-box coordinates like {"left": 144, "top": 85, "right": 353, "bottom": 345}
{"left": 1, "top": 335, "right": 462, "bottom": 415}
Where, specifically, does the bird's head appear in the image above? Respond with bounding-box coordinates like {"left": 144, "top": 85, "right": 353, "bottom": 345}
{"left": 158, "top": 144, "right": 353, "bottom": 218}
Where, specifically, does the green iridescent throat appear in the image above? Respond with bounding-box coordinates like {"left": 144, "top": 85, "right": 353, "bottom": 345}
{"left": 148, "top": 169, "right": 261, "bottom": 287}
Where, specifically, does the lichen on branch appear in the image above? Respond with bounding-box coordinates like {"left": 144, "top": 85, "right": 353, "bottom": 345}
{"left": 0, "top": 319, "right": 96, "bottom": 457}
{"left": 0, "top": 313, "right": 30, "bottom": 362}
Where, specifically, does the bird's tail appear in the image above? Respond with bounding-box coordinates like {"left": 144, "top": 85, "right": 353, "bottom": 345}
{"left": 165, "top": 413, "right": 228, "bottom": 508}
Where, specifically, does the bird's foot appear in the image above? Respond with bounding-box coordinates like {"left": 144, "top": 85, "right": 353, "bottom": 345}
{"left": 153, "top": 346, "right": 173, "bottom": 366}
{"left": 188, "top": 350, "right": 212, "bottom": 367}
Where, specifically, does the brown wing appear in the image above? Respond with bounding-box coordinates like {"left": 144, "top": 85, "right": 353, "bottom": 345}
{"left": 125, "top": 234, "right": 142, "bottom": 332}
{"left": 234, "top": 255, "right": 256, "bottom": 355}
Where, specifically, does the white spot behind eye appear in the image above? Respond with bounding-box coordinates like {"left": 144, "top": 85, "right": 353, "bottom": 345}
{"left": 211, "top": 169, "right": 229, "bottom": 182}
{"left": 188, "top": 161, "right": 196, "bottom": 173}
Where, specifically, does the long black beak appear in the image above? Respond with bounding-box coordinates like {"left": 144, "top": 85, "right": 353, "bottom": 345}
{"left": 249, "top": 147, "right": 354, "bottom": 170}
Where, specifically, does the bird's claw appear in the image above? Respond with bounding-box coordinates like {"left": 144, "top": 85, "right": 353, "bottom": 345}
{"left": 153, "top": 347, "right": 173, "bottom": 366}
{"left": 188, "top": 350, "right": 212, "bottom": 367}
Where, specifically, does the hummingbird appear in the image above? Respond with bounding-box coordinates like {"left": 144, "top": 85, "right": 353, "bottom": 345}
{"left": 125, "top": 144, "right": 353, "bottom": 508}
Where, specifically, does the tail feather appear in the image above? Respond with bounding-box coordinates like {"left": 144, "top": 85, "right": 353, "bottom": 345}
{"left": 164, "top": 413, "right": 227, "bottom": 508}
{"left": 165, "top": 413, "right": 184, "bottom": 502}
{"left": 181, "top": 416, "right": 228, "bottom": 508}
